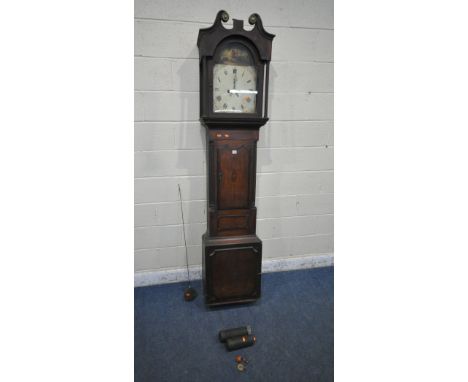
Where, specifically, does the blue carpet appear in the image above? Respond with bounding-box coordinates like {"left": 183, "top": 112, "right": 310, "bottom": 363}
{"left": 135, "top": 266, "right": 334, "bottom": 382}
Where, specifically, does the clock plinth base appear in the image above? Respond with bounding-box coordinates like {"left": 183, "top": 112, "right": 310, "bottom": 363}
{"left": 202, "top": 233, "right": 262, "bottom": 307}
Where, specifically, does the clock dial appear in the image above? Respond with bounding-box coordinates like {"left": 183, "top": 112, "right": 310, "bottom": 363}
{"left": 213, "top": 64, "right": 257, "bottom": 113}
{"left": 212, "top": 44, "right": 257, "bottom": 114}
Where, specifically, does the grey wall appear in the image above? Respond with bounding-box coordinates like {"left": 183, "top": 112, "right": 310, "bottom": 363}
{"left": 134, "top": 0, "right": 334, "bottom": 272}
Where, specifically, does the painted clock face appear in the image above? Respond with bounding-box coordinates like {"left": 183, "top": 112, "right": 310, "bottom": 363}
{"left": 213, "top": 44, "right": 257, "bottom": 113}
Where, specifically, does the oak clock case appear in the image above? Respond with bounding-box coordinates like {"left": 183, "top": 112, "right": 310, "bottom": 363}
{"left": 197, "top": 11, "right": 274, "bottom": 306}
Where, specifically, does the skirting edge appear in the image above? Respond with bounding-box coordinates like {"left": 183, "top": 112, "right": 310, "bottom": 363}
{"left": 134, "top": 253, "right": 334, "bottom": 288}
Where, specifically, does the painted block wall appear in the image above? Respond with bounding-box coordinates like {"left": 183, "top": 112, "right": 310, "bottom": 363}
{"left": 134, "top": 0, "right": 334, "bottom": 273}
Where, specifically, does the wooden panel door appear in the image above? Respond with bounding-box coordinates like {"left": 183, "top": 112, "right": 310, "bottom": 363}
{"left": 208, "top": 245, "right": 261, "bottom": 302}
{"left": 216, "top": 141, "right": 252, "bottom": 210}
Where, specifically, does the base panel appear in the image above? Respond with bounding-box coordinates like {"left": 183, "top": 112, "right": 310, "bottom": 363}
{"left": 202, "top": 234, "right": 262, "bottom": 306}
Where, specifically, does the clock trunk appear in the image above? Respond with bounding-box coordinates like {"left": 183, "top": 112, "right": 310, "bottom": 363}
{"left": 202, "top": 128, "right": 261, "bottom": 306}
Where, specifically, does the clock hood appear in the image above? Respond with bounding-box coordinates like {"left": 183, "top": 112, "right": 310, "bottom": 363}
{"left": 197, "top": 10, "right": 275, "bottom": 61}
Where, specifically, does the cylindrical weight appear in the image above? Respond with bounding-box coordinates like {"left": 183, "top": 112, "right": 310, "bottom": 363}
{"left": 218, "top": 326, "right": 252, "bottom": 342}
{"left": 225, "top": 335, "right": 256, "bottom": 351}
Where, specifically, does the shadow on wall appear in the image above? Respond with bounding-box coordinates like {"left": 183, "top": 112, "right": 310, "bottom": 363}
{"left": 175, "top": 46, "right": 207, "bottom": 266}
{"left": 255, "top": 60, "right": 276, "bottom": 198}
{"left": 176, "top": 44, "right": 206, "bottom": 158}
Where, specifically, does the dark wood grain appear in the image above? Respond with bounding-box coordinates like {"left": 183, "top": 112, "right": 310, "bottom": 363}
{"left": 198, "top": 11, "right": 274, "bottom": 306}
{"left": 217, "top": 141, "right": 251, "bottom": 209}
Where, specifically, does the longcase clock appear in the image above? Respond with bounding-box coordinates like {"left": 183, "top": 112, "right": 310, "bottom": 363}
{"left": 197, "top": 10, "right": 274, "bottom": 306}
